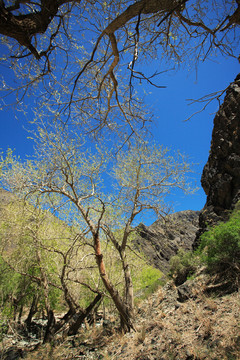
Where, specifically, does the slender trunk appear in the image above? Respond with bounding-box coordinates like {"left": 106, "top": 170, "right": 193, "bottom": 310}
{"left": 121, "top": 249, "right": 134, "bottom": 316}
{"left": 12, "top": 297, "right": 18, "bottom": 321}
{"left": 76, "top": 201, "right": 135, "bottom": 331}
{"left": 117, "top": 249, "right": 135, "bottom": 332}
{"left": 18, "top": 304, "right": 23, "bottom": 323}
{"left": 25, "top": 295, "right": 38, "bottom": 330}
{"left": 33, "top": 235, "right": 56, "bottom": 342}
{"left": 93, "top": 233, "right": 135, "bottom": 332}
{"left": 60, "top": 252, "right": 79, "bottom": 314}
{"left": 43, "top": 310, "right": 56, "bottom": 343}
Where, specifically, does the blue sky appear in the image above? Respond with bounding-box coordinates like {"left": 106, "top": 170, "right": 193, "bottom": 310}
{"left": 147, "top": 57, "right": 240, "bottom": 212}
{"left": 0, "top": 43, "right": 239, "bottom": 218}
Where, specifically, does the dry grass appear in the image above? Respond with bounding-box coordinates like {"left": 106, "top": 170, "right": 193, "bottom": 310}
{"left": 1, "top": 277, "right": 239, "bottom": 360}
{"left": 105, "top": 280, "right": 240, "bottom": 360}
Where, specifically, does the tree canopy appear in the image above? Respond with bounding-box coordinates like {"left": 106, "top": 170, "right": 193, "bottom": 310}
{"left": 0, "top": 0, "right": 239, "bottom": 139}
{"left": 0, "top": 124, "right": 193, "bottom": 332}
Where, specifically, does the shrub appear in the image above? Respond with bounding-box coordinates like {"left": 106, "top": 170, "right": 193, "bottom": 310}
{"left": 198, "top": 206, "right": 240, "bottom": 288}
{"left": 169, "top": 249, "right": 200, "bottom": 286}
{"left": 133, "top": 265, "right": 164, "bottom": 301}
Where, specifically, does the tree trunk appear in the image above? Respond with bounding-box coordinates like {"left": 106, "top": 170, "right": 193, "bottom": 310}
{"left": 121, "top": 250, "right": 134, "bottom": 310}
{"left": 25, "top": 295, "right": 38, "bottom": 330}
{"left": 68, "top": 294, "right": 102, "bottom": 336}
{"left": 18, "top": 304, "right": 23, "bottom": 323}
{"left": 94, "top": 233, "right": 135, "bottom": 332}
{"left": 52, "top": 308, "right": 75, "bottom": 334}
{"left": 43, "top": 309, "right": 56, "bottom": 343}
{"left": 120, "top": 249, "right": 134, "bottom": 331}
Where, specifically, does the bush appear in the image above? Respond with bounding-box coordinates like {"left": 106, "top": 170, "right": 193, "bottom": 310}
{"left": 134, "top": 265, "right": 164, "bottom": 301}
{"left": 169, "top": 249, "right": 200, "bottom": 286}
{"left": 198, "top": 206, "right": 240, "bottom": 288}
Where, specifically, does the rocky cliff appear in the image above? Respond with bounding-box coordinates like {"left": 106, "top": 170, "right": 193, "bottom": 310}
{"left": 135, "top": 210, "right": 199, "bottom": 273}
{"left": 194, "top": 73, "right": 240, "bottom": 246}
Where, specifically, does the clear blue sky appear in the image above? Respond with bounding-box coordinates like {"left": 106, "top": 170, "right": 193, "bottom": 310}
{"left": 147, "top": 57, "right": 240, "bottom": 212}
{"left": 0, "top": 44, "right": 239, "bottom": 217}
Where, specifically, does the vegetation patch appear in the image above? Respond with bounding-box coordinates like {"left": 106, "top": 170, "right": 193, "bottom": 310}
{"left": 198, "top": 205, "right": 240, "bottom": 293}
{"left": 169, "top": 249, "right": 200, "bottom": 286}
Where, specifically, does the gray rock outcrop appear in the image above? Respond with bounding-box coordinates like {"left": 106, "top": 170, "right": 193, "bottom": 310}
{"left": 135, "top": 210, "right": 200, "bottom": 273}
{"left": 194, "top": 73, "right": 240, "bottom": 247}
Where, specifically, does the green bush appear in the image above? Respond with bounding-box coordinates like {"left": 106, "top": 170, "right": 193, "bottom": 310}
{"left": 199, "top": 208, "right": 240, "bottom": 279}
{"left": 169, "top": 249, "right": 200, "bottom": 285}
{"left": 133, "top": 265, "right": 164, "bottom": 302}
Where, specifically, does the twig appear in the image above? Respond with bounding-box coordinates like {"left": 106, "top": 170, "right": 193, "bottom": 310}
{"left": 184, "top": 88, "right": 227, "bottom": 121}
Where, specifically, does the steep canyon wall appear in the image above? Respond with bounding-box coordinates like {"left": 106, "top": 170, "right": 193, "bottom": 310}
{"left": 194, "top": 73, "right": 240, "bottom": 247}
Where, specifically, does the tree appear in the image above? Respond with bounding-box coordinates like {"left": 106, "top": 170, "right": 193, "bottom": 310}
{"left": 1, "top": 124, "right": 194, "bottom": 331}
{"left": 0, "top": 1, "right": 239, "bottom": 139}
{"left": 0, "top": 188, "right": 104, "bottom": 341}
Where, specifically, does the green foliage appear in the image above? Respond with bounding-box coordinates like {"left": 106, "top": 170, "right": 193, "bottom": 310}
{"left": 133, "top": 264, "right": 164, "bottom": 301}
{"left": 138, "top": 265, "right": 163, "bottom": 289}
{"left": 199, "top": 206, "right": 240, "bottom": 278}
{"left": 0, "top": 256, "right": 41, "bottom": 319}
{"left": 0, "top": 135, "right": 195, "bottom": 331}
{"left": 0, "top": 256, "right": 21, "bottom": 303}
{"left": 0, "top": 197, "right": 78, "bottom": 318}
{"left": 0, "top": 256, "right": 36, "bottom": 338}
{"left": 169, "top": 249, "right": 200, "bottom": 286}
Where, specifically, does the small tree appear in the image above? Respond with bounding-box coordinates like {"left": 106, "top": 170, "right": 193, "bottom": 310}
{"left": 1, "top": 125, "right": 194, "bottom": 331}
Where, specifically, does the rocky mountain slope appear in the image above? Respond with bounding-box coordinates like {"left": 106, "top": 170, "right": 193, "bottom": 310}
{"left": 104, "top": 278, "right": 240, "bottom": 360}
{"left": 135, "top": 210, "right": 199, "bottom": 273}
{"left": 195, "top": 73, "right": 240, "bottom": 246}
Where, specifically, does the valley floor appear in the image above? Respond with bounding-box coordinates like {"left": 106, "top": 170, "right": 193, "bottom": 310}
{"left": 1, "top": 275, "right": 240, "bottom": 360}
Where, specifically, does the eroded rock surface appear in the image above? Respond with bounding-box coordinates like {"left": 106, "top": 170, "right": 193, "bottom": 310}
{"left": 135, "top": 210, "right": 200, "bottom": 273}
{"left": 194, "top": 73, "right": 240, "bottom": 247}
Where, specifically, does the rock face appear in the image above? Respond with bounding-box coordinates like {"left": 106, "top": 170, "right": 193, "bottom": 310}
{"left": 135, "top": 210, "right": 200, "bottom": 273}
{"left": 194, "top": 73, "right": 240, "bottom": 247}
